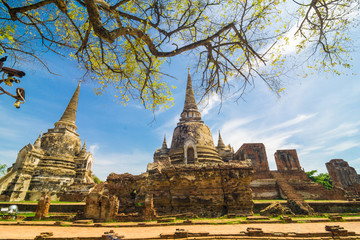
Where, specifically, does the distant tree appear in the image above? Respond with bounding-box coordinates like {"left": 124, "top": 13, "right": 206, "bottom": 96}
{"left": 92, "top": 174, "right": 103, "bottom": 184}
{"left": 306, "top": 170, "right": 333, "bottom": 190}
{"left": 0, "top": 163, "right": 7, "bottom": 177}
{"left": 0, "top": 0, "right": 357, "bottom": 110}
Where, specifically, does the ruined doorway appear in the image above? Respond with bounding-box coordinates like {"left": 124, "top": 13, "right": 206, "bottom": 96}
{"left": 187, "top": 147, "right": 195, "bottom": 164}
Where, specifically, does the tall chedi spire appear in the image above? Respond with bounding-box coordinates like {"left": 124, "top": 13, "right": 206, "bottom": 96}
{"left": 162, "top": 135, "right": 168, "bottom": 149}
{"left": 169, "top": 69, "right": 222, "bottom": 164}
{"left": 180, "top": 70, "right": 202, "bottom": 122}
{"left": 217, "top": 131, "right": 226, "bottom": 149}
{"left": 54, "top": 81, "right": 81, "bottom": 131}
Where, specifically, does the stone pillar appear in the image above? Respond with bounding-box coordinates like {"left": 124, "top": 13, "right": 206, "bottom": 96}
{"left": 107, "top": 195, "right": 120, "bottom": 222}
{"left": 84, "top": 192, "right": 119, "bottom": 222}
{"left": 274, "top": 150, "right": 301, "bottom": 171}
{"left": 143, "top": 194, "right": 156, "bottom": 221}
{"left": 34, "top": 193, "right": 51, "bottom": 220}
{"left": 235, "top": 143, "right": 269, "bottom": 171}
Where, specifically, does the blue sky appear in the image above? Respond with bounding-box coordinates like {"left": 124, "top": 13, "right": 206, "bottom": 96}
{"left": 1, "top": 43, "right": 360, "bottom": 181}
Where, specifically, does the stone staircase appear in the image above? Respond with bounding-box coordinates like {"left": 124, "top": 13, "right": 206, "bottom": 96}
{"left": 0, "top": 171, "right": 32, "bottom": 201}
{"left": 271, "top": 171, "right": 303, "bottom": 200}
{"left": 271, "top": 171, "right": 314, "bottom": 215}
{"left": 0, "top": 170, "right": 17, "bottom": 196}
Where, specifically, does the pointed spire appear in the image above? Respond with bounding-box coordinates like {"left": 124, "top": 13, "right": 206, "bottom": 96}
{"left": 79, "top": 139, "right": 87, "bottom": 156}
{"left": 180, "top": 70, "right": 201, "bottom": 122}
{"left": 33, "top": 132, "right": 42, "bottom": 150}
{"left": 82, "top": 139, "right": 87, "bottom": 151}
{"left": 217, "top": 131, "right": 225, "bottom": 149}
{"left": 55, "top": 81, "right": 81, "bottom": 131}
{"left": 161, "top": 135, "right": 167, "bottom": 149}
{"left": 183, "top": 69, "right": 198, "bottom": 112}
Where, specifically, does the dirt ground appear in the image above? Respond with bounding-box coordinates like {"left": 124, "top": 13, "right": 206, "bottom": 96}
{"left": 1, "top": 222, "right": 360, "bottom": 239}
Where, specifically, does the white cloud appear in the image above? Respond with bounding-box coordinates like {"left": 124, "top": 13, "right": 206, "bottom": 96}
{"left": 266, "top": 113, "right": 317, "bottom": 132}
{"left": 325, "top": 141, "right": 360, "bottom": 154}
{"left": 89, "top": 144, "right": 100, "bottom": 155}
{"left": 220, "top": 114, "right": 305, "bottom": 148}
{"left": 220, "top": 117, "right": 258, "bottom": 136}
{"left": 257, "top": 130, "right": 302, "bottom": 169}
{"left": 152, "top": 114, "right": 179, "bottom": 145}
{"left": 319, "top": 122, "right": 360, "bottom": 142}
{"left": 198, "top": 94, "right": 221, "bottom": 117}
{"left": 273, "top": 21, "right": 307, "bottom": 56}
{"left": 217, "top": 112, "right": 305, "bottom": 170}
{"left": 299, "top": 145, "right": 324, "bottom": 156}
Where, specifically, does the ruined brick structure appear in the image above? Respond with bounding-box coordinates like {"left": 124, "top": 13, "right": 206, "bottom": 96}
{"left": 235, "top": 143, "right": 269, "bottom": 171}
{"left": 238, "top": 146, "right": 346, "bottom": 201}
{"left": 106, "top": 173, "right": 147, "bottom": 215}
{"left": 95, "top": 163, "right": 253, "bottom": 220}
{"left": 236, "top": 146, "right": 349, "bottom": 214}
{"left": 275, "top": 150, "right": 302, "bottom": 171}
{"left": 85, "top": 72, "right": 254, "bottom": 220}
{"left": 236, "top": 144, "right": 278, "bottom": 199}
{"left": 146, "top": 162, "right": 253, "bottom": 217}
{"left": 84, "top": 183, "right": 120, "bottom": 222}
{"left": 326, "top": 159, "right": 360, "bottom": 199}
{"left": 0, "top": 82, "right": 95, "bottom": 201}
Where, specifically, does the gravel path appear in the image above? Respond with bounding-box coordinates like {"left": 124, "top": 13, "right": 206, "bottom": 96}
{"left": 1, "top": 222, "right": 360, "bottom": 239}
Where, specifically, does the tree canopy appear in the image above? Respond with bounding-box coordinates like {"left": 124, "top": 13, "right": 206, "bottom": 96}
{"left": 306, "top": 170, "right": 333, "bottom": 190}
{"left": 92, "top": 174, "right": 103, "bottom": 184}
{"left": 0, "top": 163, "right": 7, "bottom": 177}
{"left": 0, "top": 0, "right": 358, "bottom": 110}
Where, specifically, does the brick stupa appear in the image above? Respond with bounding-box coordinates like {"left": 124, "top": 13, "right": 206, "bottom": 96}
{"left": 0, "top": 82, "right": 94, "bottom": 201}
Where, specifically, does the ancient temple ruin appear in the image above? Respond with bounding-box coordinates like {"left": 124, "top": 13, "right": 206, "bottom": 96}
{"left": 236, "top": 144, "right": 346, "bottom": 201}
{"left": 1, "top": 69, "right": 358, "bottom": 220}
{"left": 326, "top": 159, "right": 360, "bottom": 199}
{"left": 85, "top": 71, "right": 360, "bottom": 220}
{"left": 152, "top": 75, "right": 350, "bottom": 204}
{"left": 86, "top": 72, "right": 254, "bottom": 219}
{"left": 0, "top": 82, "right": 94, "bottom": 201}
{"left": 147, "top": 72, "right": 254, "bottom": 216}
{"left": 152, "top": 87, "right": 349, "bottom": 204}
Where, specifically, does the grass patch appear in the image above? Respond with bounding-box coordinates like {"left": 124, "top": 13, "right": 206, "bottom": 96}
{"left": 253, "top": 200, "right": 286, "bottom": 203}
{"left": 293, "top": 214, "right": 326, "bottom": 219}
{"left": 0, "top": 218, "right": 17, "bottom": 221}
{"left": 337, "top": 214, "right": 360, "bottom": 217}
{"left": 304, "top": 200, "right": 348, "bottom": 202}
